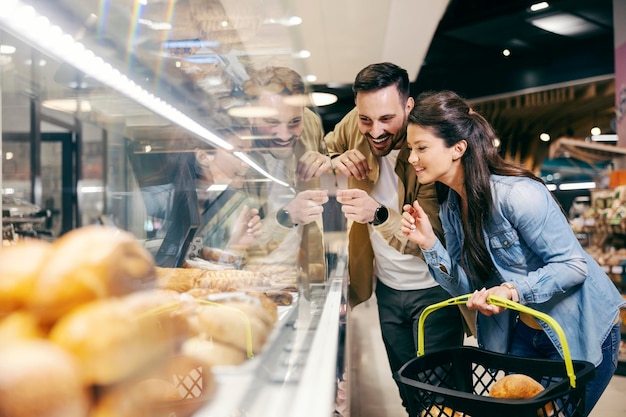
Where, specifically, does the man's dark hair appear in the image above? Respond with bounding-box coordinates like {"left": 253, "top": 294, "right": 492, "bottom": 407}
{"left": 352, "top": 62, "right": 410, "bottom": 102}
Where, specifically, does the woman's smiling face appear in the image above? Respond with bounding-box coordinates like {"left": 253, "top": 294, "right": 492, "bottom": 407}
{"left": 406, "top": 123, "right": 459, "bottom": 186}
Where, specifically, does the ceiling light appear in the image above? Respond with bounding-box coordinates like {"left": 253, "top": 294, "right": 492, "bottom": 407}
{"left": 227, "top": 106, "right": 278, "bottom": 118}
{"left": 591, "top": 134, "right": 617, "bottom": 142}
{"left": 559, "top": 181, "right": 596, "bottom": 191}
{"left": 0, "top": 44, "right": 16, "bottom": 54}
{"left": 42, "top": 99, "right": 92, "bottom": 113}
{"left": 502, "top": 49, "right": 511, "bottom": 57}
{"left": 264, "top": 16, "right": 302, "bottom": 27}
{"left": 530, "top": 2, "right": 549, "bottom": 12}
{"left": 292, "top": 50, "right": 310, "bottom": 59}
{"left": 528, "top": 13, "right": 602, "bottom": 37}
{"left": 540, "top": 132, "right": 550, "bottom": 142}
{"left": 311, "top": 92, "right": 338, "bottom": 106}
{"left": 590, "top": 126, "right": 601, "bottom": 136}
{"left": 282, "top": 92, "right": 338, "bottom": 107}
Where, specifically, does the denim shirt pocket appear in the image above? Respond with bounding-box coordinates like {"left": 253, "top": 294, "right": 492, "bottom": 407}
{"left": 488, "top": 228, "right": 526, "bottom": 267}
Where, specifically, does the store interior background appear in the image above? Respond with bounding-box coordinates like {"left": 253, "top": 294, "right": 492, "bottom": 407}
{"left": 1, "top": 1, "right": 624, "bottom": 416}
{"left": 312, "top": 0, "right": 616, "bottom": 216}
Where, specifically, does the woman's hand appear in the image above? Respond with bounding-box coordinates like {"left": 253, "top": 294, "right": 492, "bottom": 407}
{"left": 466, "top": 286, "right": 511, "bottom": 316}
{"left": 401, "top": 200, "right": 437, "bottom": 249}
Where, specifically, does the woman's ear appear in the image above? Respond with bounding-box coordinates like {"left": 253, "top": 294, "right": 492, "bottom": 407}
{"left": 453, "top": 140, "right": 467, "bottom": 160}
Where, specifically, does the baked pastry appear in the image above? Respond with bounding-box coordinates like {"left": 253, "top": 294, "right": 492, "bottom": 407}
{"left": 489, "top": 374, "right": 544, "bottom": 399}
{"left": 0, "top": 310, "right": 46, "bottom": 346}
{"left": 0, "top": 239, "right": 53, "bottom": 314}
{"left": 91, "top": 355, "right": 215, "bottom": 417}
{"left": 49, "top": 290, "right": 188, "bottom": 385}
{"left": 421, "top": 405, "right": 464, "bottom": 416}
{"left": 27, "top": 225, "right": 157, "bottom": 325}
{"left": 182, "top": 336, "right": 247, "bottom": 367}
{"left": 490, "top": 373, "right": 554, "bottom": 416}
{"left": 0, "top": 340, "right": 91, "bottom": 417}
{"left": 195, "top": 301, "right": 271, "bottom": 355}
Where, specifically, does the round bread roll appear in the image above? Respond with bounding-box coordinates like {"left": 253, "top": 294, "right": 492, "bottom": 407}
{"left": 0, "top": 310, "right": 46, "bottom": 346}
{"left": 49, "top": 290, "right": 188, "bottom": 385}
{"left": 0, "top": 239, "right": 53, "bottom": 314}
{"left": 182, "top": 336, "right": 247, "bottom": 367}
{"left": 195, "top": 302, "right": 270, "bottom": 354}
{"left": 28, "top": 225, "right": 157, "bottom": 324}
{"left": 92, "top": 355, "right": 215, "bottom": 417}
{"left": 0, "top": 340, "right": 91, "bottom": 417}
{"left": 489, "top": 373, "right": 544, "bottom": 399}
{"left": 421, "top": 405, "right": 462, "bottom": 417}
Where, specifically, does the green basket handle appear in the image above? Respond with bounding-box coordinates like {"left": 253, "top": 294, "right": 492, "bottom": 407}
{"left": 417, "top": 294, "right": 577, "bottom": 388}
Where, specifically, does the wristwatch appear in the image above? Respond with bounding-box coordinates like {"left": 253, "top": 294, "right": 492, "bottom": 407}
{"left": 276, "top": 207, "right": 297, "bottom": 228}
{"left": 369, "top": 204, "right": 389, "bottom": 226}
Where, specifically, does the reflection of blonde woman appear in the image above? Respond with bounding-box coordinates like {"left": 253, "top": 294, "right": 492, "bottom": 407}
{"left": 401, "top": 90, "right": 625, "bottom": 415}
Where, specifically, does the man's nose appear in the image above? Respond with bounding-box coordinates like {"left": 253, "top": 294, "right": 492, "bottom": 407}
{"left": 273, "top": 123, "right": 292, "bottom": 140}
{"left": 369, "top": 122, "right": 386, "bottom": 139}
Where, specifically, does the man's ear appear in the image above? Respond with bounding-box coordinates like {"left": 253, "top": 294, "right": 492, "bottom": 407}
{"left": 406, "top": 96, "right": 415, "bottom": 112}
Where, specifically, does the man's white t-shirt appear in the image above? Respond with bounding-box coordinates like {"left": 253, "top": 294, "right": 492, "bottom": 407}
{"left": 369, "top": 149, "right": 438, "bottom": 290}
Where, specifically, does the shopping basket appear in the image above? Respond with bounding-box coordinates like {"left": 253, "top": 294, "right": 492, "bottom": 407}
{"left": 394, "top": 294, "right": 596, "bottom": 417}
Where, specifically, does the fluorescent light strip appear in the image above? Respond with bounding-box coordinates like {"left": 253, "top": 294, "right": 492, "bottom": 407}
{"left": 0, "top": 1, "right": 233, "bottom": 151}
{"left": 591, "top": 134, "right": 618, "bottom": 142}
{"left": 559, "top": 182, "right": 596, "bottom": 191}
{"left": 233, "top": 151, "right": 291, "bottom": 189}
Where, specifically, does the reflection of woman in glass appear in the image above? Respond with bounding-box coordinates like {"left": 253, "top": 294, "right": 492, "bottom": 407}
{"left": 137, "top": 135, "right": 262, "bottom": 267}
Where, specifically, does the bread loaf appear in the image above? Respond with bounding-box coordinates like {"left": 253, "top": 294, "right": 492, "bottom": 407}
{"left": 49, "top": 290, "right": 188, "bottom": 385}
{"left": 490, "top": 373, "right": 554, "bottom": 416}
{"left": 182, "top": 337, "right": 247, "bottom": 367}
{"left": 489, "top": 374, "right": 544, "bottom": 399}
{"left": 0, "top": 340, "right": 91, "bottom": 417}
{"left": 28, "top": 225, "right": 157, "bottom": 324}
{"left": 91, "top": 355, "right": 215, "bottom": 417}
{"left": 0, "top": 310, "right": 46, "bottom": 346}
{"left": 0, "top": 239, "right": 53, "bottom": 314}
{"left": 195, "top": 301, "right": 270, "bottom": 355}
{"left": 421, "top": 405, "right": 463, "bottom": 416}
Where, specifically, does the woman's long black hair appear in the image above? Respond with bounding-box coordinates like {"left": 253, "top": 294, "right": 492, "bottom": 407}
{"left": 408, "top": 90, "right": 544, "bottom": 282}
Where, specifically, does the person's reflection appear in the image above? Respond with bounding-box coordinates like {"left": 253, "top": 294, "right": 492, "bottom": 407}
{"left": 192, "top": 145, "right": 262, "bottom": 257}
{"left": 240, "top": 66, "right": 332, "bottom": 275}
{"left": 139, "top": 134, "right": 262, "bottom": 267}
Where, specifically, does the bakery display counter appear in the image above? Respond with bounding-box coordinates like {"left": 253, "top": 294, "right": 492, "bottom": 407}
{"left": 0, "top": 225, "right": 348, "bottom": 417}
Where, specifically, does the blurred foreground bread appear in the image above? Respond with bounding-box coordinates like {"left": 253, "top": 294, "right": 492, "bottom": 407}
{"left": 27, "top": 225, "right": 157, "bottom": 324}
{"left": 91, "top": 355, "right": 215, "bottom": 417}
{"left": 0, "top": 239, "right": 53, "bottom": 315}
{"left": 0, "top": 340, "right": 91, "bottom": 417}
{"left": 49, "top": 290, "right": 189, "bottom": 385}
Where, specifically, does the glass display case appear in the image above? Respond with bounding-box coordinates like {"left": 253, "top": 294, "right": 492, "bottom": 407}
{"left": 0, "top": 1, "right": 348, "bottom": 416}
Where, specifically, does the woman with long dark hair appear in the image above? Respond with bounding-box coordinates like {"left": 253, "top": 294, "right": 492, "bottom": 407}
{"left": 400, "top": 90, "right": 624, "bottom": 414}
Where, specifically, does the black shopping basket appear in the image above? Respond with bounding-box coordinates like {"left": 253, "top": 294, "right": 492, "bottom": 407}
{"left": 394, "top": 294, "right": 596, "bottom": 417}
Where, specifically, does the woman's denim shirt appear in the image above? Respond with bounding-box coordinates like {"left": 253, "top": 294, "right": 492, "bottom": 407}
{"left": 422, "top": 175, "right": 625, "bottom": 366}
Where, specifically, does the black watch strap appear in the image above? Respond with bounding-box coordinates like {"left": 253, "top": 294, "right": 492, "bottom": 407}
{"left": 369, "top": 204, "right": 389, "bottom": 226}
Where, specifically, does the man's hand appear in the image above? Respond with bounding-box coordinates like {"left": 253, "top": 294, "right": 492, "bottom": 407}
{"left": 284, "top": 189, "right": 329, "bottom": 226}
{"left": 336, "top": 189, "right": 379, "bottom": 224}
{"left": 401, "top": 201, "right": 437, "bottom": 249}
{"left": 296, "top": 151, "right": 332, "bottom": 182}
{"left": 333, "top": 150, "right": 370, "bottom": 180}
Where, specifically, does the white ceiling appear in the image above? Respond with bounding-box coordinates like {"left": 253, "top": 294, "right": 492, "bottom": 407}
{"left": 292, "top": 0, "right": 449, "bottom": 85}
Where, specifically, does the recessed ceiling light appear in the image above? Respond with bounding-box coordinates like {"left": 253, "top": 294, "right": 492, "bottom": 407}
{"left": 530, "top": 2, "right": 549, "bottom": 12}
{"left": 0, "top": 44, "right": 16, "bottom": 54}
{"left": 528, "top": 13, "right": 602, "bottom": 37}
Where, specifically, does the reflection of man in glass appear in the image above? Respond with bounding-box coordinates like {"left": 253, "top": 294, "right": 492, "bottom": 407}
{"left": 241, "top": 66, "right": 331, "bottom": 271}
